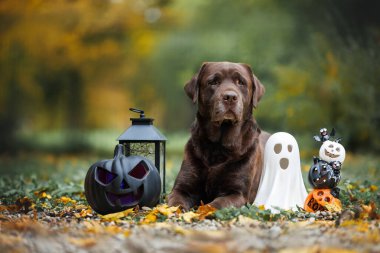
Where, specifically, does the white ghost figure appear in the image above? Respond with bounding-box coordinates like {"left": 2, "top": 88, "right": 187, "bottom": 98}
{"left": 254, "top": 132, "right": 308, "bottom": 213}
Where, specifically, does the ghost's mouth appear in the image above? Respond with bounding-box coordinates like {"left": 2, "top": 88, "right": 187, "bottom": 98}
{"left": 324, "top": 149, "right": 339, "bottom": 158}
{"left": 279, "top": 158, "right": 289, "bottom": 170}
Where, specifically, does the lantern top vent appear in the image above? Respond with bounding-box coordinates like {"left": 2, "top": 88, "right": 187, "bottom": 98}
{"left": 117, "top": 108, "right": 167, "bottom": 142}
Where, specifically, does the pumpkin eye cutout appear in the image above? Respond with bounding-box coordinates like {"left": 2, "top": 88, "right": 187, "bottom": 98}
{"left": 274, "top": 143, "right": 282, "bottom": 154}
{"left": 336, "top": 147, "right": 340, "bottom": 152}
{"left": 288, "top": 145, "right": 293, "bottom": 152}
{"left": 128, "top": 161, "right": 148, "bottom": 179}
{"left": 96, "top": 167, "right": 117, "bottom": 185}
{"left": 328, "top": 144, "right": 334, "bottom": 148}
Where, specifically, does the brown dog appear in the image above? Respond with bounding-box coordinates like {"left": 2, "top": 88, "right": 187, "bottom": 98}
{"left": 168, "top": 62, "right": 270, "bottom": 210}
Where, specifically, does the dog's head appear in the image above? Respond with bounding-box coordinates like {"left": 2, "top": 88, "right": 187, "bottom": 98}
{"left": 185, "top": 62, "right": 265, "bottom": 126}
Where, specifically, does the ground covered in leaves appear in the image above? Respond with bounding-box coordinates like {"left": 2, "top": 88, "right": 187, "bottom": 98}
{"left": 1, "top": 177, "right": 380, "bottom": 253}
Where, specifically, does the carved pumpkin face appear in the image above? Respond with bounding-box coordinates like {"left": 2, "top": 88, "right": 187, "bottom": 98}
{"left": 304, "top": 189, "right": 341, "bottom": 212}
{"left": 308, "top": 157, "right": 340, "bottom": 189}
{"left": 85, "top": 145, "right": 161, "bottom": 215}
{"left": 319, "top": 140, "right": 345, "bottom": 163}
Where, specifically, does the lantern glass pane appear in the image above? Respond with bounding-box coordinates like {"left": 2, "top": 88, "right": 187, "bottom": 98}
{"left": 126, "top": 143, "right": 155, "bottom": 161}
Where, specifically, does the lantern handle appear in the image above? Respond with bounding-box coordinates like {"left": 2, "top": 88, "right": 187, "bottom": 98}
{"left": 129, "top": 108, "right": 145, "bottom": 118}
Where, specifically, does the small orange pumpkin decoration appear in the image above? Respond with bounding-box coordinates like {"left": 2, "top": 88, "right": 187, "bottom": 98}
{"left": 304, "top": 189, "right": 342, "bottom": 212}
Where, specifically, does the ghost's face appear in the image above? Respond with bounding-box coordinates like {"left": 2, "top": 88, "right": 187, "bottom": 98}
{"left": 265, "top": 132, "right": 299, "bottom": 170}
{"left": 319, "top": 140, "right": 345, "bottom": 163}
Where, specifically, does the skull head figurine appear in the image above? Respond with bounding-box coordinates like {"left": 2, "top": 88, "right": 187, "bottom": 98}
{"left": 319, "top": 140, "right": 346, "bottom": 163}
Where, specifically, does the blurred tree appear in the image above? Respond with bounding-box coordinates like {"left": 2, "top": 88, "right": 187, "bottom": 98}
{"left": 275, "top": 0, "right": 380, "bottom": 151}
{"left": 0, "top": 0, "right": 173, "bottom": 152}
{"left": 143, "top": 0, "right": 380, "bottom": 152}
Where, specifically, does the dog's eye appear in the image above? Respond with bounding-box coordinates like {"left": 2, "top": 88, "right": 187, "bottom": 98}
{"left": 236, "top": 79, "right": 245, "bottom": 86}
{"left": 208, "top": 80, "right": 220, "bottom": 86}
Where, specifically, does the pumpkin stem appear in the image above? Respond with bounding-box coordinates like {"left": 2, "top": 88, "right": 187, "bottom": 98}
{"left": 114, "top": 144, "right": 125, "bottom": 158}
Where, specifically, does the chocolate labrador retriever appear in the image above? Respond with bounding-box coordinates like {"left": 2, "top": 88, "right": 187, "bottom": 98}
{"left": 168, "top": 62, "right": 270, "bottom": 210}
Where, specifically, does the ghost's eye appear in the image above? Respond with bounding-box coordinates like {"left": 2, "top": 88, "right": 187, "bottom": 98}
{"left": 288, "top": 145, "right": 293, "bottom": 152}
{"left": 274, "top": 143, "right": 282, "bottom": 154}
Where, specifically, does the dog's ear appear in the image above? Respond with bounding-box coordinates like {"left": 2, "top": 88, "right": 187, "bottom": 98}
{"left": 241, "top": 64, "right": 265, "bottom": 109}
{"left": 252, "top": 74, "right": 265, "bottom": 108}
{"left": 184, "top": 62, "right": 208, "bottom": 103}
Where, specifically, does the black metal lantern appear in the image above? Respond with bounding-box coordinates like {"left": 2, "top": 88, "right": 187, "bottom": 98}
{"left": 117, "top": 108, "right": 167, "bottom": 195}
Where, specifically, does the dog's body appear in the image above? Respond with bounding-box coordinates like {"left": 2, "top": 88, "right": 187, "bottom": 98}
{"left": 168, "top": 62, "right": 270, "bottom": 210}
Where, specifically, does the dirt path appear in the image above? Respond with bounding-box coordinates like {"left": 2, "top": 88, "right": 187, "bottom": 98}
{"left": 1, "top": 212, "right": 379, "bottom": 253}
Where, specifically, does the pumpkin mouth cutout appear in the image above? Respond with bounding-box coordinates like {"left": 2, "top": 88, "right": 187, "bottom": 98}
{"left": 324, "top": 149, "right": 339, "bottom": 158}
{"left": 106, "top": 185, "right": 144, "bottom": 206}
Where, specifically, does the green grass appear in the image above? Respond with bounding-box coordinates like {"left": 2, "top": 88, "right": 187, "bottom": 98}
{"left": 1, "top": 130, "right": 379, "bottom": 211}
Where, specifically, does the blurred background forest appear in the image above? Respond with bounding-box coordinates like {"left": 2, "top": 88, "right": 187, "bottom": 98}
{"left": 0, "top": 0, "right": 379, "bottom": 184}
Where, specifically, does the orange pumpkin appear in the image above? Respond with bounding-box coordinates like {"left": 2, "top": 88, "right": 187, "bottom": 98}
{"left": 304, "top": 189, "right": 342, "bottom": 212}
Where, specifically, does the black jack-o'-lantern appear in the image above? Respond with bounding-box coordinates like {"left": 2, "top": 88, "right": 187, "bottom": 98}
{"left": 85, "top": 144, "right": 161, "bottom": 215}
{"left": 308, "top": 157, "right": 341, "bottom": 189}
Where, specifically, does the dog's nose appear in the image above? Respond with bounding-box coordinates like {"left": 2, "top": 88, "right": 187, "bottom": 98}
{"left": 222, "top": 91, "right": 238, "bottom": 104}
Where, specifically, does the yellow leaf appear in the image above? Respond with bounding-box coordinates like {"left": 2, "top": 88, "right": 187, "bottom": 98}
{"left": 100, "top": 208, "right": 134, "bottom": 221}
{"left": 182, "top": 211, "right": 199, "bottom": 223}
{"left": 142, "top": 211, "right": 158, "bottom": 224}
{"left": 40, "top": 192, "right": 51, "bottom": 199}
{"left": 75, "top": 204, "right": 89, "bottom": 210}
{"left": 59, "top": 196, "right": 76, "bottom": 204}
{"left": 370, "top": 185, "right": 378, "bottom": 192}
{"left": 68, "top": 237, "right": 97, "bottom": 248}
{"left": 258, "top": 205, "right": 266, "bottom": 211}
{"left": 196, "top": 204, "right": 217, "bottom": 220}
{"left": 82, "top": 221, "right": 103, "bottom": 234}
{"left": 75, "top": 209, "right": 92, "bottom": 218}
{"left": 124, "top": 230, "right": 131, "bottom": 237}
{"left": 104, "top": 225, "right": 123, "bottom": 234}
{"left": 156, "top": 204, "right": 181, "bottom": 217}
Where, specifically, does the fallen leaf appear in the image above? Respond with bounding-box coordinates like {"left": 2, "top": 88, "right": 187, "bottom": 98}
{"left": 82, "top": 220, "right": 103, "bottom": 234}
{"left": 104, "top": 225, "right": 123, "bottom": 234}
{"left": 58, "top": 196, "right": 76, "bottom": 205}
{"left": 141, "top": 210, "right": 158, "bottom": 224}
{"left": 74, "top": 209, "right": 93, "bottom": 218}
{"left": 182, "top": 211, "right": 199, "bottom": 223}
{"left": 100, "top": 208, "right": 134, "bottom": 221}
{"left": 0, "top": 233, "right": 25, "bottom": 247}
{"left": 2, "top": 217, "right": 47, "bottom": 235}
{"left": 15, "top": 197, "right": 33, "bottom": 213}
{"left": 124, "top": 230, "right": 131, "bottom": 237}
{"left": 196, "top": 204, "right": 217, "bottom": 220}
{"left": 68, "top": 237, "right": 97, "bottom": 248}
{"left": 156, "top": 204, "right": 181, "bottom": 217}
{"left": 36, "top": 192, "right": 52, "bottom": 199}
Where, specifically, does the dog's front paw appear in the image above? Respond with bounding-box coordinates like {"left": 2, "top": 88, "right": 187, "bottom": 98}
{"left": 167, "top": 193, "right": 192, "bottom": 211}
